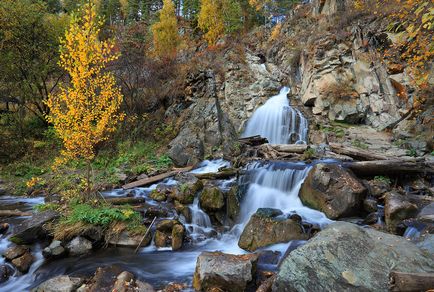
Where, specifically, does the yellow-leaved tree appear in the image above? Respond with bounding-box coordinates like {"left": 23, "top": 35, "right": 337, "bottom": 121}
{"left": 151, "top": 0, "right": 180, "bottom": 58}
{"left": 198, "top": 0, "right": 225, "bottom": 45}
{"left": 45, "top": 2, "right": 124, "bottom": 197}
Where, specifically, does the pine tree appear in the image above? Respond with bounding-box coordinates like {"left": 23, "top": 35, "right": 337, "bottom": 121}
{"left": 183, "top": 0, "right": 200, "bottom": 20}
{"left": 151, "top": 0, "right": 180, "bottom": 58}
{"left": 45, "top": 2, "right": 124, "bottom": 196}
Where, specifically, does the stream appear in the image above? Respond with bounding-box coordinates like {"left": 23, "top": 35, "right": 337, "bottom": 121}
{"left": 1, "top": 87, "right": 334, "bottom": 291}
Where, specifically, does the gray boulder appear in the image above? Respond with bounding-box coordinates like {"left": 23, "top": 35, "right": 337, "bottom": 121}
{"left": 32, "top": 276, "right": 84, "bottom": 292}
{"left": 10, "top": 210, "right": 59, "bottom": 244}
{"left": 193, "top": 252, "right": 258, "bottom": 292}
{"left": 384, "top": 192, "right": 418, "bottom": 233}
{"left": 43, "top": 240, "right": 66, "bottom": 259}
{"left": 238, "top": 208, "right": 308, "bottom": 251}
{"left": 66, "top": 237, "right": 92, "bottom": 256}
{"left": 273, "top": 222, "right": 434, "bottom": 292}
{"left": 299, "top": 164, "right": 366, "bottom": 219}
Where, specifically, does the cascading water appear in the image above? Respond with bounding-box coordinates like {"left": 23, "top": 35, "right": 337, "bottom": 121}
{"left": 242, "top": 87, "right": 308, "bottom": 144}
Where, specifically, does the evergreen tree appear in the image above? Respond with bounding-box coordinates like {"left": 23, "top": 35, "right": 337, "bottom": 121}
{"left": 183, "top": 0, "right": 200, "bottom": 20}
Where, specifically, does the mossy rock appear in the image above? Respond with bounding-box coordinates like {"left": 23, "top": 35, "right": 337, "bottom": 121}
{"left": 227, "top": 186, "right": 240, "bottom": 221}
{"left": 171, "top": 224, "right": 185, "bottom": 250}
{"left": 200, "top": 187, "right": 225, "bottom": 212}
{"left": 149, "top": 189, "right": 167, "bottom": 202}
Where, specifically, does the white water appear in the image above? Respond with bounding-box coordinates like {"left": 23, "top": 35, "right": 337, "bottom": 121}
{"left": 242, "top": 87, "right": 308, "bottom": 144}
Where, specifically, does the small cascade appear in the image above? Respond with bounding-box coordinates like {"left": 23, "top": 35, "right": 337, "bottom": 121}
{"left": 242, "top": 87, "right": 308, "bottom": 144}
{"left": 186, "top": 197, "right": 214, "bottom": 242}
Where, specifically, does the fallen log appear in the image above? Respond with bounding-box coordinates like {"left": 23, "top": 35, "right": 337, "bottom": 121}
{"left": 0, "top": 210, "right": 32, "bottom": 217}
{"left": 239, "top": 135, "right": 268, "bottom": 146}
{"left": 389, "top": 271, "right": 434, "bottom": 291}
{"left": 343, "top": 159, "right": 434, "bottom": 176}
{"left": 329, "top": 143, "right": 391, "bottom": 161}
{"left": 270, "top": 144, "right": 309, "bottom": 154}
{"left": 106, "top": 197, "right": 146, "bottom": 205}
{"left": 123, "top": 166, "right": 193, "bottom": 189}
{"left": 193, "top": 168, "right": 241, "bottom": 180}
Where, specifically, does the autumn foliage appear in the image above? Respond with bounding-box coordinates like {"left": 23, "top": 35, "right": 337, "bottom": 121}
{"left": 46, "top": 2, "right": 124, "bottom": 168}
{"left": 151, "top": 0, "right": 180, "bottom": 58}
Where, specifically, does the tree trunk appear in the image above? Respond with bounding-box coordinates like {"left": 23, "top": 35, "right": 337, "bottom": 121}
{"left": 0, "top": 210, "right": 31, "bottom": 217}
{"left": 389, "top": 271, "right": 434, "bottom": 291}
{"left": 329, "top": 143, "right": 391, "bottom": 161}
{"left": 122, "top": 166, "right": 193, "bottom": 189}
{"left": 343, "top": 159, "right": 434, "bottom": 176}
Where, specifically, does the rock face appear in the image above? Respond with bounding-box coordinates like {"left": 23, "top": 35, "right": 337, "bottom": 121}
{"left": 32, "top": 276, "right": 84, "bottom": 292}
{"left": 66, "top": 236, "right": 92, "bottom": 256}
{"left": 273, "top": 222, "right": 434, "bottom": 292}
{"left": 193, "top": 252, "right": 258, "bottom": 292}
{"left": 10, "top": 210, "right": 59, "bottom": 244}
{"left": 238, "top": 208, "right": 308, "bottom": 251}
{"left": 384, "top": 192, "right": 418, "bottom": 233}
{"left": 299, "top": 164, "right": 366, "bottom": 219}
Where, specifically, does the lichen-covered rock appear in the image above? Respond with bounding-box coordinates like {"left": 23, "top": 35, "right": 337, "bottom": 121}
{"left": 273, "top": 222, "right": 434, "bottom": 292}
{"left": 299, "top": 164, "right": 366, "bottom": 219}
{"left": 66, "top": 236, "right": 92, "bottom": 256}
{"left": 32, "top": 276, "right": 84, "bottom": 292}
{"left": 10, "top": 210, "right": 59, "bottom": 244}
{"left": 42, "top": 240, "right": 66, "bottom": 259}
{"left": 384, "top": 192, "right": 418, "bottom": 233}
{"left": 193, "top": 252, "right": 258, "bottom": 292}
{"left": 200, "top": 187, "right": 225, "bottom": 212}
{"left": 238, "top": 208, "right": 307, "bottom": 251}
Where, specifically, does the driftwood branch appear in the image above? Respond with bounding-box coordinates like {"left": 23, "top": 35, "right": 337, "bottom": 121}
{"left": 239, "top": 135, "right": 268, "bottom": 146}
{"left": 343, "top": 159, "right": 434, "bottom": 176}
{"left": 134, "top": 216, "right": 156, "bottom": 254}
{"left": 193, "top": 168, "right": 241, "bottom": 180}
{"left": 389, "top": 271, "right": 434, "bottom": 291}
{"left": 329, "top": 143, "right": 391, "bottom": 161}
{"left": 0, "top": 210, "right": 32, "bottom": 217}
{"left": 270, "top": 144, "right": 308, "bottom": 154}
{"left": 122, "top": 166, "right": 193, "bottom": 189}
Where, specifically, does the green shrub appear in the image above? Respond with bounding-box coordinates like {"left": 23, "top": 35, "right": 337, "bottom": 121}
{"left": 374, "top": 175, "right": 391, "bottom": 185}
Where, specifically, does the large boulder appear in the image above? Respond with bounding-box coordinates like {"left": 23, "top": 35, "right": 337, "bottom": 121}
{"left": 299, "top": 164, "right": 366, "bottom": 219}
{"left": 32, "top": 276, "right": 84, "bottom": 292}
{"left": 10, "top": 210, "right": 59, "bottom": 244}
{"left": 169, "top": 175, "right": 204, "bottom": 204}
{"left": 199, "top": 187, "right": 225, "bottom": 212}
{"left": 384, "top": 192, "right": 418, "bottom": 233}
{"left": 66, "top": 236, "right": 92, "bottom": 256}
{"left": 193, "top": 252, "right": 258, "bottom": 292}
{"left": 238, "top": 208, "right": 308, "bottom": 251}
{"left": 273, "top": 222, "right": 434, "bottom": 292}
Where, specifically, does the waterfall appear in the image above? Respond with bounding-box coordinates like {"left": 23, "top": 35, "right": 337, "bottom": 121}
{"left": 242, "top": 87, "right": 308, "bottom": 144}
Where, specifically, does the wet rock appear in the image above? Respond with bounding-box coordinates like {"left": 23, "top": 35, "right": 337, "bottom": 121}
{"left": 418, "top": 202, "right": 434, "bottom": 223}
{"left": 88, "top": 265, "right": 123, "bottom": 292}
{"left": 10, "top": 210, "right": 59, "bottom": 244}
{"left": 170, "top": 177, "right": 203, "bottom": 204}
{"left": 107, "top": 230, "right": 151, "bottom": 248}
{"left": 112, "top": 271, "right": 134, "bottom": 291}
{"left": 256, "top": 250, "right": 281, "bottom": 266}
{"left": 227, "top": 186, "right": 240, "bottom": 222}
{"left": 135, "top": 280, "right": 156, "bottom": 292}
{"left": 154, "top": 220, "right": 185, "bottom": 250}
{"left": 149, "top": 189, "right": 167, "bottom": 202}
{"left": 154, "top": 230, "right": 169, "bottom": 248}
{"left": 174, "top": 201, "right": 192, "bottom": 222}
{"left": 161, "top": 282, "right": 187, "bottom": 292}
{"left": 0, "top": 223, "right": 9, "bottom": 234}
{"left": 81, "top": 225, "right": 104, "bottom": 242}
{"left": 171, "top": 224, "right": 185, "bottom": 250}
{"left": 238, "top": 208, "right": 307, "bottom": 252}
{"left": 363, "top": 197, "right": 378, "bottom": 213}
{"left": 145, "top": 206, "right": 169, "bottom": 219}
{"left": 200, "top": 187, "right": 225, "bottom": 212}
{"left": 66, "top": 236, "right": 92, "bottom": 256}
{"left": 11, "top": 252, "right": 33, "bottom": 273}
{"left": 384, "top": 192, "right": 418, "bottom": 233}
{"left": 367, "top": 179, "right": 391, "bottom": 198}
{"left": 0, "top": 264, "right": 14, "bottom": 283}
{"left": 32, "top": 275, "right": 84, "bottom": 292}
{"left": 193, "top": 252, "right": 258, "bottom": 292}
{"left": 362, "top": 212, "right": 379, "bottom": 225}
{"left": 273, "top": 222, "right": 434, "bottom": 292}
{"left": 42, "top": 240, "right": 66, "bottom": 259}
{"left": 3, "top": 245, "right": 28, "bottom": 261}
{"left": 299, "top": 164, "right": 366, "bottom": 219}
{"left": 416, "top": 234, "right": 434, "bottom": 254}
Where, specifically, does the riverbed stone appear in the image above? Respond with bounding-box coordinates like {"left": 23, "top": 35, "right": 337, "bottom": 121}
{"left": 238, "top": 209, "right": 307, "bottom": 251}
{"left": 32, "top": 276, "right": 85, "bottom": 292}
{"left": 154, "top": 220, "right": 185, "bottom": 250}
{"left": 299, "top": 164, "right": 366, "bottom": 219}
{"left": 171, "top": 224, "right": 185, "bottom": 250}
{"left": 11, "top": 252, "right": 34, "bottom": 273}
{"left": 0, "top": 223, "right": 9, "bottom": 234}
{"left": 66, "top": 236, "right": 92, "bottom": 256}
{"left": 273, "top": 222, "right": 434, "bottom": 292}
{"left": 3, "top": 245, "right": 28, "bottom": 261}
{"left": 42, "top": 240, "right": 66, "bottom": 259}
{"left": 0, "top": 264, "right": 14, "bottom": 283}
{"left": 200, "top": 187, "right": 225, "bottom": 212}
{"left": 384, "top": 192, "right": 418, "bottom": 233}
{"left": 10, "top": 210, "right": 59, "bottom": 244}
{"left": 193, "top": 252, "right": 258, "bottom": 292}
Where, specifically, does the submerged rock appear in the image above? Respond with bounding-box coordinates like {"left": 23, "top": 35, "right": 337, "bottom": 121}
{"left": 238, "top": 208, "right": 307, "bottom": 251}
{"left": 10, "top": 210, "right": 59, "bottom": 244}
{"left": 0, "top": 264, "right": 14, "bottom": 283}
{"left": 66, "top": 236, "right": 92, "bottom": 256}
{"left": 273, "top": 222, "right": 434, "bottom": 292}
{"left": 193, "top": 252, "right": 258, "bottom": 292}
{"left": 299, "top": 164, "right": 366, "bottom": 219}
{"left": 384, "top": 192, "right": 418, "bottom": 233}
{"left": 32, "top": 275, "right": 84, "bottom": 292}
